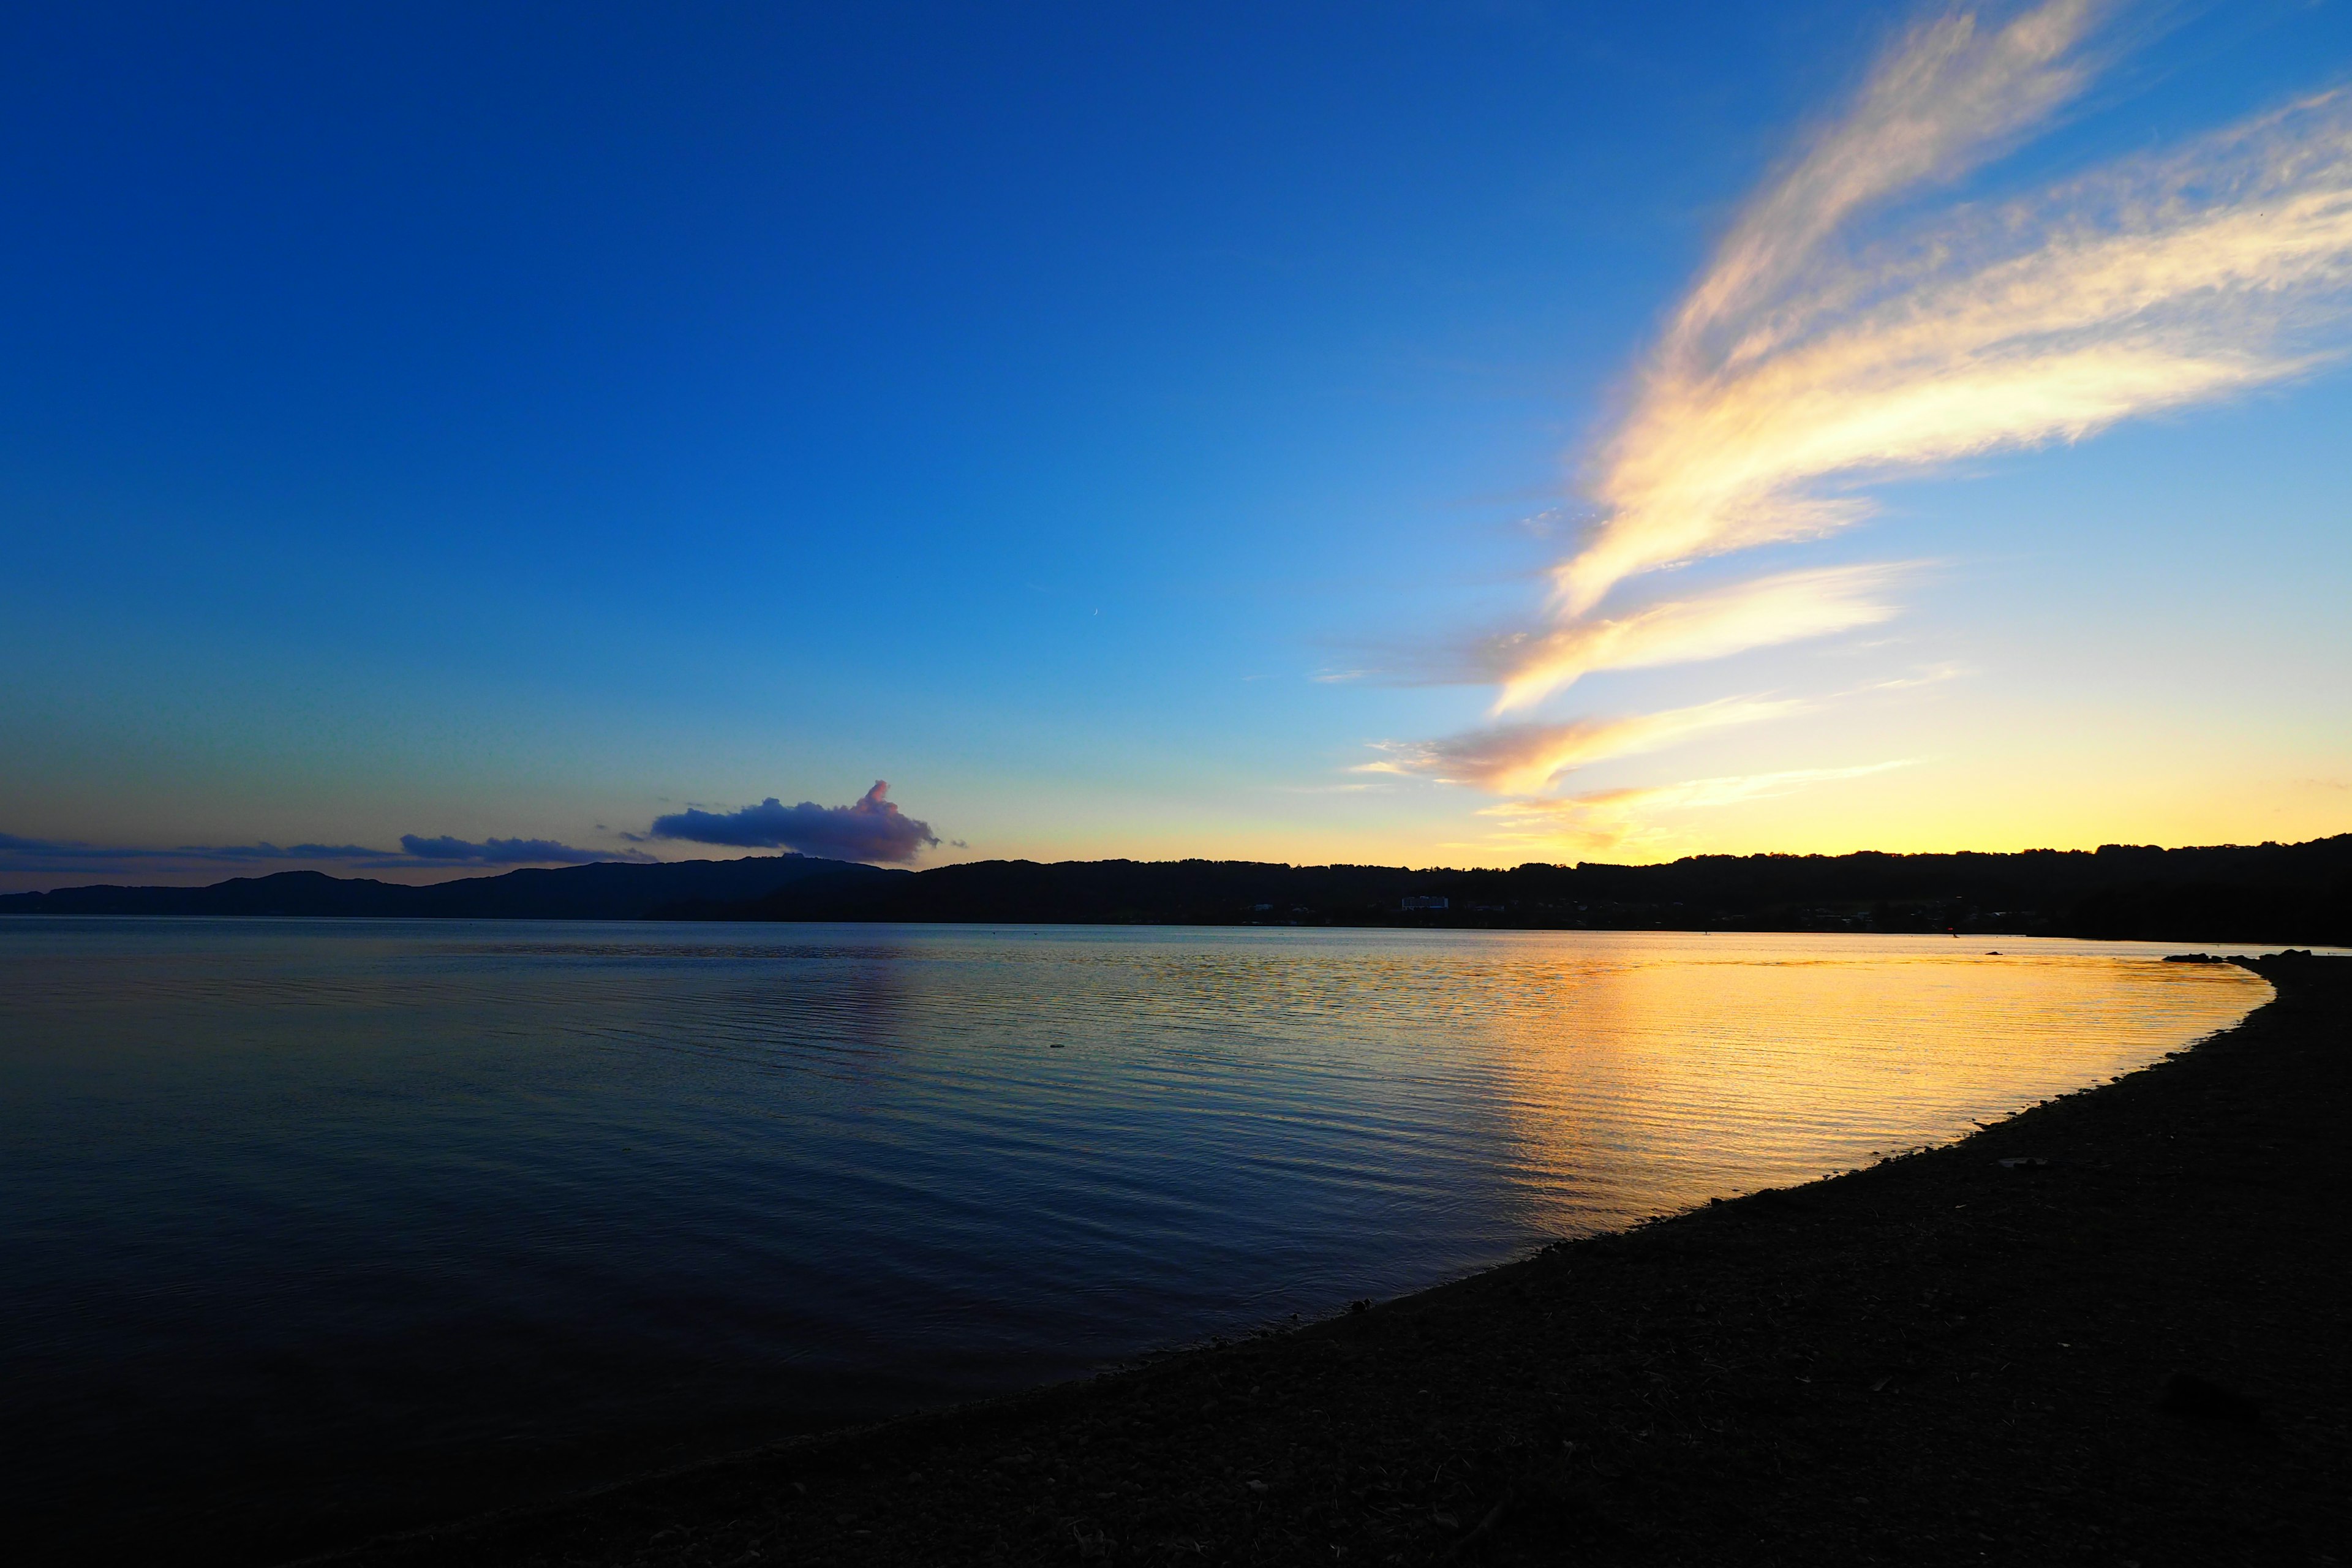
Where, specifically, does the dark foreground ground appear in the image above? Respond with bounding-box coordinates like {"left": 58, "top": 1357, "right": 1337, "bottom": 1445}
{"left": 309, "top": 953, "right": 2350, "bottom": 1568}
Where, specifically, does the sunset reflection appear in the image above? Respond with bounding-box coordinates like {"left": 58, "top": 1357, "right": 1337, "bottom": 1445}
{"left": 1464, "top": 935, "right": 2267, "bottom": 1239}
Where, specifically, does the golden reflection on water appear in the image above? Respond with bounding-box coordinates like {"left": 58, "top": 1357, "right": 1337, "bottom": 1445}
{"left": 1466, "top": 934, "right": 2268, "bottom": 1237}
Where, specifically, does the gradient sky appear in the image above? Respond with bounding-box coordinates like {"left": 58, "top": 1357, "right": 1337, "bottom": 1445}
{"left": 4, "top": 0, "right": 2349, "bottom": 890}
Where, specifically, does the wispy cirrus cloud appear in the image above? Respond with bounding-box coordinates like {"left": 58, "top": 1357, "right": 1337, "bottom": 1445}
{"left": 1480, "top": 761, "right": 1919, "bottom": 854}
{"left": 1558, "top": 2, "right": 2352, "bottom": 616}
{"left": 1487, "top": 564, "right": 1906, "bottom": 712}
{"left": 1858, "top": 661, "right": 1969, "bottom": 692}
{"left": 1363, "top": 698, "right": 1800, "bottom": 796}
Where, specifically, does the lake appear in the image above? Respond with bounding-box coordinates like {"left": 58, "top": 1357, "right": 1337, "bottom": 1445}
{"left": 0, "top": 919, "right": 2277, "bottom": 1560}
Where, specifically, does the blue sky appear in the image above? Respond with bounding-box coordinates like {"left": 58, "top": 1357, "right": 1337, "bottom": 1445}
{"left": 3, "top": 1, "right": 2349, "bottom": 889}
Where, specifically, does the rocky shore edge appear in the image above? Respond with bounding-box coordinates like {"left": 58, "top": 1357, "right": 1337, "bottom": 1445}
{"left": 311, "top": 952, "right": 2348, "bottom": 1568}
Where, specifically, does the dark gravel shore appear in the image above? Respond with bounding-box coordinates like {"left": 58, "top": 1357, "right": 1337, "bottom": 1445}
{"left": 308, "top": 953, "right": 2347, "bottom": 1568}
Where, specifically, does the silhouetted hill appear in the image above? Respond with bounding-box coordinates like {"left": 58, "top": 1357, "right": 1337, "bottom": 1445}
{"left": 692, "top": 835, "right": 2352, "bottom": 946}
{"left": 0, "top": 854, "right": 884, "bottom": 920}
{"left": 9, "top": 838, "right": 2345, "bottom": 943}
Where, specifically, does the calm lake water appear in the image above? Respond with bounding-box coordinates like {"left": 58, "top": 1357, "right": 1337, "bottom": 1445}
{"left": 0, "top": 919, "right": 2281, "bottom": 1558}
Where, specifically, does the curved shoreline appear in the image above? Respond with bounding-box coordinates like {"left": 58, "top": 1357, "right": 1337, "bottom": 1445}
{"left": 287, "top": 952, "right": 2348, "bottom": 1568}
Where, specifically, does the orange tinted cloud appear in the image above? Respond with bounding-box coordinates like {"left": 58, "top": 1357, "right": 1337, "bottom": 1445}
{"left": 1366, "top": 698, "right": 1800, "bottom": 796}
{"left": 1481, "top": 761, "right": 1918, "bottom": 854}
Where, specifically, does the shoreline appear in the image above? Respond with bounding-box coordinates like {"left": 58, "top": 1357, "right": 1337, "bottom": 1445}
{"left": 300, "top": 951, "right": 2349, "bottom": 1568}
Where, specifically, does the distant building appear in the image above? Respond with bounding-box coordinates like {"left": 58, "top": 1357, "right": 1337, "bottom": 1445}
{"left": 1401, "top": 895, "right": 1449, "bottom": 911}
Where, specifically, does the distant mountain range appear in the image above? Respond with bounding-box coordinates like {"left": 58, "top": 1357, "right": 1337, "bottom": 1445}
{"left": 9, "top": 834, "right": 2346, "bottom": 945}
{"left": 0, "top": 853, "right": 887, "bottom": 920}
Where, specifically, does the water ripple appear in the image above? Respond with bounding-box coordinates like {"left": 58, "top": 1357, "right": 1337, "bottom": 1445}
{"left": 0, "top": 919, "right": 2285, "bottom": 1552}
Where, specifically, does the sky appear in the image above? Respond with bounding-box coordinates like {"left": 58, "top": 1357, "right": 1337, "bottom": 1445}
{"left": 2, "top": 0, "right": 2350, "bottom": 890}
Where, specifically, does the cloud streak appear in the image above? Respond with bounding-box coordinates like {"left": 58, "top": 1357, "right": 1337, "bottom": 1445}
{"left": 1365, "top": 698, "right": 1800, "bottom": 796}
{"left": 1558, "top": 2, "right": 2352, "bottom": 616}
{"left": 1481, "top": 761, "right": 1918, "bottom": 854}
{"left": 397, "top": 835, "right": 641, "bottom": 865}
{"left": 0, "top": 832, "right": 386, "bottom": 867}
{"left": 0, "top": 830, "right": 647, "bottom": 876}
{"left": 648, "top": 781, "right": 940, "bottom": 864}
{"left": 1488, "top": 564, "right": 1905, "bottom": 712}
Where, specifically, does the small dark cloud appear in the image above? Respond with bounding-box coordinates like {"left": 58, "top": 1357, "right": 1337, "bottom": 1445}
{"left": 0, "top": 829, "right": 652, "bottom": 879}
{"left": 648, "top": 782, "right": 940, "bottom": 864}
{"left": 397, "top": 834, "right": 646, "bottom": 866}
{"left": 0, "top": 831, "right": 391, "bottom": 869}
